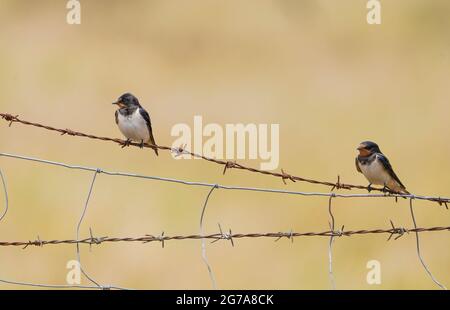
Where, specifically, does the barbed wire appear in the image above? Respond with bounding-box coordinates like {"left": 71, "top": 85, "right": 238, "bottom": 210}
{"left": 1, "top": 113, "right": 449, "bottom": 290}
{"left": 1, "top": 152, "right": 448, "bottom": 290}
{"left": 1, "top": 112, "right": 449, "bottom": 206}
{"left": 1, "top": 225, "right": 450, "bottom": 248}
{"left": 1, "top": 152, "right": 448, "bottom": 205}
{"left": 0, "top": 152, "right": 447, "bottom": 205}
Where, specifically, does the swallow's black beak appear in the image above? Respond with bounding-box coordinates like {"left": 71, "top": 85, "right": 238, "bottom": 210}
{"left": 357, "top": 144, "right": 365, "bottom": 151}
{"left": 112, "top": 101, "right": 125, "bottom": 107}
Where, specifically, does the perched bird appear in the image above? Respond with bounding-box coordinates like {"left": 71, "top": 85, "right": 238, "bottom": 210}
{"left": 355, "top": 141, "right": 409, "bottom": 194}
{"left": 112, "top": 93, "right": 158, "bottom": 155}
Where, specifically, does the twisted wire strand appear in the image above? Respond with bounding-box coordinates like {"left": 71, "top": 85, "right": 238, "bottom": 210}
{"left": 1, "top": 112, "right": 449, "bottom": 205}
{"left": 1, "top": 152, "right": 448, "bottom": 205}
{"left": 1, "top": 226, "right": 449, "bottom": 248}
{"left": 0, "top": 138, "right": 448, "bottom": 289}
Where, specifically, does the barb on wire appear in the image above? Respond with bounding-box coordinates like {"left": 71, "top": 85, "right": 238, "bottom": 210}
{"left": 0, "top": 169, "right": 8, "bottom": 223}
{"left": 199, "top": 184, "right": 219, "bottom": 289}
{"left": 2, "top": 112, "right": 450, "bottom": 203}
{"left": 148, "top": 231, "right": 166, "bottom": 248}
{"left": 409, "top": 199, "right": 447, "bottom": 290}
{"left": 143, "top": 231, "right": 166, "bottom": 248}
{"left": 211, "top": 223, "right": 234, "bottom": 247}
{"left": 387, "top": 220, "right": 408, "bottom": 241}
{"left": 88, "top": 228, "right": 107, "bottom": 252}
{"left": 274, "top": 229, "right": 294, "bottom": 243}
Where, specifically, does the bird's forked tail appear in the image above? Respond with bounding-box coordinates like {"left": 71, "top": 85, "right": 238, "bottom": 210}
{"left": 149, "top": 132, "right": 158, "bottom": 156}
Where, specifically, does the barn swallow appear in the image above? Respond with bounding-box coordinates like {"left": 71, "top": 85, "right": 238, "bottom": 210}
{"left": 355, "top": 141, "right": 409, "bottom": 194}
{"left": 112, "top": 93, "right": 158, "bottom": 155}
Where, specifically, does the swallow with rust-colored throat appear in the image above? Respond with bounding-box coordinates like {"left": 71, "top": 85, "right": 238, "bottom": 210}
{"left": 112, "top": 93, "right": 158, "bottom": 155}
{"left": 355, "top": 141, "right": 409, "bottom": 194}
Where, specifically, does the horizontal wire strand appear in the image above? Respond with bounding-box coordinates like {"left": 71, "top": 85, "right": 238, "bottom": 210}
{"left": 1, "top": 112, "right": 449, "bottom": 205}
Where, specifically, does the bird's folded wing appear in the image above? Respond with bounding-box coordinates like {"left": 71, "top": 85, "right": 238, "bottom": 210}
{"left": 139, "top": 108, "right": 158, "bottom": 155}
{"left": 377, "top": 153, "right": 406, "bottom": 189}
{"left": 355, "top": 157, "right": 362, "bottom": 173}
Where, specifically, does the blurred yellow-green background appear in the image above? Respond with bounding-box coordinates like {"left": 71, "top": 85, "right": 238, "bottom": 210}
{"left": 0, "top": 0, "right": 449, "bottom": 289}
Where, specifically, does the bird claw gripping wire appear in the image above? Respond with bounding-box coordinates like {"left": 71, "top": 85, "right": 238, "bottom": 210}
{"left": 120, "top": 139, "right": 132, "bottom": 148}
{"left": 281, "top": 169, "right": 296, "bottom": 185}
{"left": 211, "top": 224, "right": 234, "bottom": 247}
{"left": 387, "top": 220, "right": 409, "bottom": 241}
{"left": 275, "top": 229, "right": 294, "bottom": 243}
{"left": 223, "top": 161, "right": 237, "bottom": 175}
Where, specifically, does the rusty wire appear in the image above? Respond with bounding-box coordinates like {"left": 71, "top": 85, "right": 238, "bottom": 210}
{"left": 0, "top": 152, "right": 449, "bottom": 290}
{"left": 1, "top": 225, "right": 450, "bottom": 248}
{"left": 1, "top": 113, "right": 449, "bottom": 290}
{"left": 1, "top": 112, "right": 449, "bottom": 205}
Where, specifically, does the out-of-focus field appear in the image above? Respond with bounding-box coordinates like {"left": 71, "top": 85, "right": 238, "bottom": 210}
{"left": 0, "top": 0, "right": 449, "bottom": 289}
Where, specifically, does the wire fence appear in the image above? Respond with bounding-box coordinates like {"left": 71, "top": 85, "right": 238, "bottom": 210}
{"left": 1, "top": 112, "right": 449, "bottom": 205}
{"left": 0, "top": 112, "right": 449, "bottom": 290}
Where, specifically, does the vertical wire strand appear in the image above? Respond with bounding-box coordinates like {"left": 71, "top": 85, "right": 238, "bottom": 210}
{"left": 409, "top": 198, "right": 447, "bottom": 290}
{"left": 0, "top": 169, "right": 8, "bottom": 223}
{"left": 76, "top": 170, "right": 102, "bottom": 288}
{"left": 200, "top": 184, "right": 219, "bottom": 289}
{"left": 328, "top": 195, "right": 336, "bottom": 290}
{"left": 0, "top": 168, "right": 10, "bottom": 287}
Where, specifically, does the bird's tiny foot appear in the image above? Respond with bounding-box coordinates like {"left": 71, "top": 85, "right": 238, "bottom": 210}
{"left": 367, "top": 184, "right": 373, "bottom": 193}
{"left": 382, "top": 185, "right": 390, "bottom": 195}
{"left": 139, "top": 140, "right": 145, "bottom": 149}
{"left": 121, "top": 139, "right": 132, "bottom": 148}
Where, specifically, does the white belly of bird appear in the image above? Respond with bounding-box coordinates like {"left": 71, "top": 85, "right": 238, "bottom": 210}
{"left": 359, "top": 159, "right": 392, "bottom": 187}
{"left": 117, "top": 109, "right": 150, "bottom": 142}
